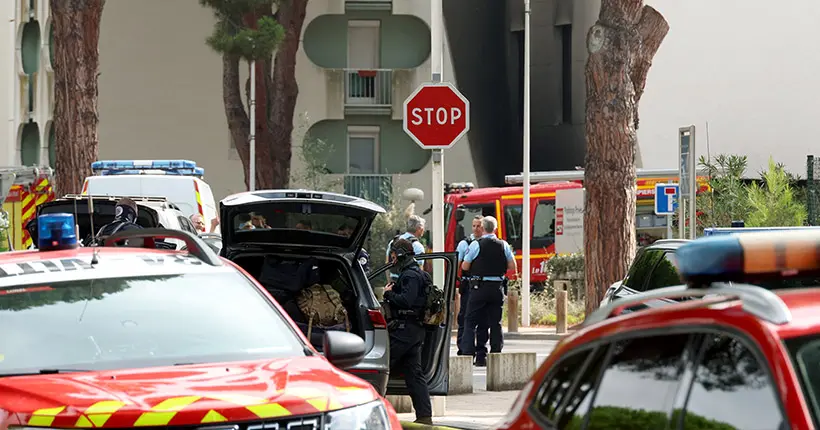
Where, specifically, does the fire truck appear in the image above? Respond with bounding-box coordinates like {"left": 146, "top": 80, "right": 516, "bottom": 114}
{"left": 0, "top": 166, "right": 56, "bottom": 251}
{"left": 443, "top": 168, "right": 709, "bottom": 287}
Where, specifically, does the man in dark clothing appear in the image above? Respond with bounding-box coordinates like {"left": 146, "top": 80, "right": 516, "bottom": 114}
{"left": 92, "top": 198, "right": 143, "bottom": 244}
{"left": 383, "top": 238, "right": 433, "bottom": 425}
{"left": 455, "top": 215, "right": 483, "bottom": 356}
{"left": 459, "top": 216, "right": 517, "bottom": 367}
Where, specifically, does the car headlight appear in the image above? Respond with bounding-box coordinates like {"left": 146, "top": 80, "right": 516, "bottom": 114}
{"left": 324, "top": 400, "right": 390, "bottom": 430}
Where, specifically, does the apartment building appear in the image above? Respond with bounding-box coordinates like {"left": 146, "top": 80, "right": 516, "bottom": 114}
{"left": 1, "top": 0, "right": 477, "bottom": 219}
{"left": 1, "top": 0, "right": 55, "bottom": 167}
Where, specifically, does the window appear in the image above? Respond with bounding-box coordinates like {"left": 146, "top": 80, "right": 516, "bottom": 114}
{"left": 454, "top": 204, "right": 495, "bottom": 244}
{"left": 586, "top": 334, "right": 691, "bottom": 428}
{"left": 532, "top": 200, "right": 556, "bottom": 249}
{"left": 347, "top": 127, "right": 379, "bottom": 174}
{"left": 532, "top": 349, "right": 591, "bottom": 423}
{"left": 554, "top": 346, "right": 609, "bottom": 428}
{"left": 177, "top": 216, "right": 196, "bottom": 234}
{"left": 503, "top": 204, "right": 523, "bottom": 251}
{"left": 622, "top": 248, "right": 664, "bottom": 292}
{"left": 786, "top": 334, "right": 820, "bottom": 428}
{"left": 0, "top": 272, "right": 305, "bottom": 375}
{"left": 682, "top": 334, "right": 784, "bottom": 429}
{"left": 559, "top": 24, "right": 572, "bottom": 124}
{"left": 645, "top": 252, "right": 681, "bottom": 291}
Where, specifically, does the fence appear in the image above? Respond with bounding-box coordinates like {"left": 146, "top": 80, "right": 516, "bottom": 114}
{"left": 343, "top": 69, "right": 393, "bottom": 107}
{"left": 343, "top": 174, "right": 393, "bottom": 208}
{"left": 808, "top": 156, "right": 820, "bottom": 225}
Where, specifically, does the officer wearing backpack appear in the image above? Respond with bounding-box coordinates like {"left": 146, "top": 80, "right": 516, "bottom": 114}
{"left": 88, "top": 198, "right": 143, "bottom": 246}
{"left": 383, "top": 238, "right": 433, "bottom": 426}
{"left": 385, "top": 215, "right": 426, "bottom": 281}
{"left": 459, "top": 216, "right": 517, "bottom": 367}
{"left": 455, "top": 215, "right": 483, "bottom": 356}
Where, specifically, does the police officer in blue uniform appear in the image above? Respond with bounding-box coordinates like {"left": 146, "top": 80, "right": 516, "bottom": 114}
{"left": 455, "top": 215, "right": 483, "bottom": 356}
{"left": 383, "top": 238, "right": 433, "bottom": 425}
{"left": 459, "top": 216, "right": 517, "bottom": 366}
{"left": 385, "top": 215, "right": 426, "bottom": 281}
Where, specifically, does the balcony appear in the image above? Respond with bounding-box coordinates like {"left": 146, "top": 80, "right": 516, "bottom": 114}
{"left": 344, "top": 69, "right": 392, "bottom": 116}
{"left": 344, "top": 174, "right": 393, "bottom": 208}
{"left": 345, "top": 0, "right": 392, "bottom": 11}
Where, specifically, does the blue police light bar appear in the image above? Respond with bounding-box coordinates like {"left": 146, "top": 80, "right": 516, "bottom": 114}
{"left": 98, "top": 167, "right": 205, "bottom": 177}
{"left": 37, "top": 213, "right": 79, "bottom": 251}
{"left": 703, "top": 226, "right": 820, "bottom": 236}
{"left": 676, "top": 229, "right": 820, "bottom": 284}
{"left": 91, "top": 160, "right": 198, "bottom": 170}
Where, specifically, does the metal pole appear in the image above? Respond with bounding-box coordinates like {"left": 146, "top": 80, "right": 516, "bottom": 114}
{"left": 249, "top": 60, "right": 257, "bottom": 191}
{"left": 8, "top": 15, "right": 17, "bottom": 165}
{"left": 521, "top": 0, "right": 532, "bottom": 327}
{"left": 431, "top": 0, "right": 445, "bottom": 289}
{"left": 688, "top": 126, "right": 697, "bottom": 239}
{"left": 667, "top": 215, "right": 672, "bottom": 239}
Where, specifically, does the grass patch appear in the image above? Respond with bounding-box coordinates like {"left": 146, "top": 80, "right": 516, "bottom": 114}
{"left": 503, "top": 291, "right": 585, "bottom": 327}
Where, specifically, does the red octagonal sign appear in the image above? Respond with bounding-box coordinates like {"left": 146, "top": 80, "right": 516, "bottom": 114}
{"left": 403, "top": 82, "right": 470, "bottom": 149}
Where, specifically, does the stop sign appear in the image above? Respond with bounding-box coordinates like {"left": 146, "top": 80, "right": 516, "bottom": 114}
{"left": 403, "top": 82, "right": 470, "bottom": 149}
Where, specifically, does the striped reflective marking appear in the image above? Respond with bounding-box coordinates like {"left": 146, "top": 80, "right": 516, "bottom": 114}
{"left": 133, "top": 396, "right": 201, "bottom": 426}
{"left": 193, "top": 180, "right": 204, "bottom": 219}
{"left": 201, "top": 410, "right": 228, "bottom": 423}
{"left": 75, "top": 400, "right": 128, "bottom": 427}
{"left": 207, "top": 394, "right": 268, "bottom": 406}
{"left": 28, "top": 406, "right": 66, "bottom": 426}
{"left": 246, "top": 403, "right": 291, "bottom": 419}
{"left": 335, "top": 386, "right": 375, "bottom": 404}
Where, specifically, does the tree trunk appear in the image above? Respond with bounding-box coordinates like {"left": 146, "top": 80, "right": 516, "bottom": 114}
{"left": 50, "top": 0, "right": 105, "bottom": 195}
{"left": 267, "top": 0, "right": 309, "bottom": 189}
{"left": 583, "top": 0, "right": 668, "bottom": 315}
{"left": 221, "top": 53, "right": 252, "bottom": 189}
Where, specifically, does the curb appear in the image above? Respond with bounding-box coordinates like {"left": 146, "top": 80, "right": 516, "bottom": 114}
{"left": 400, "top": 422, "right": 462, "bottom": 430}
{"left": 502, "top": 331, "right": 574, "bottom": 341}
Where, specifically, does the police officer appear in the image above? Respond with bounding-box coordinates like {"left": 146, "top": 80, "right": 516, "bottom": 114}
{"left": 383, "top": 238, "right": 433, "bottom": 425}
{"left": 93, "top": 198, "right": 143, "bottom": 243}
{"left": 386, "top": 215, "right": 426, "bottom": 281}
{"left": 455, "top": 215, "right": 483, "bottom": 356}
{"left": 459, "top": 216, "right": 517, "bottom": 367}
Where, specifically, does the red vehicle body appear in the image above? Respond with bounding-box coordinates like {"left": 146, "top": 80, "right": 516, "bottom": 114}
{"left": 496, "top": 290, "right": 819, "bottom": 430}
{"left": 443, "top": 177, "right": 710, "bottom": 285}
{"left": 0, "top": 246, "right": 402, "bottom": 429}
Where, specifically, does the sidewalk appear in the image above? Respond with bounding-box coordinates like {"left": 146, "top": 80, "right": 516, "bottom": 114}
{"left": 451, "top": 325, "right": 577, "bottom": 341}
{"left": 398, "top": 391, "right": 519, "bottom": 429}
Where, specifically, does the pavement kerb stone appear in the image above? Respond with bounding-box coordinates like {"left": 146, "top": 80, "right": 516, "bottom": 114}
{"left": 400, "top": 422, "right": 461, "bottom": 430}
{"left": 502, "top": 330, "right": 574, "bottom": 341}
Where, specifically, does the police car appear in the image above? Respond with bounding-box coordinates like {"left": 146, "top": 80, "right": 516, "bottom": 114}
{"left": 0, "top": 213, "right": 401, "bottom": 429}
{"left": 497, "top": 230, "right": 820, "bottom": 430}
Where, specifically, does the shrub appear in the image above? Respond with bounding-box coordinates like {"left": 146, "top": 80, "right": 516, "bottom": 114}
{"left": 504, "top": 281, "right": 585, "bottom": 327}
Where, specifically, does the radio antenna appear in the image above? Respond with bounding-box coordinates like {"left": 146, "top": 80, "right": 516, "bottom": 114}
{"left": 88, "top": 192, "right": 96, "bottom": 246}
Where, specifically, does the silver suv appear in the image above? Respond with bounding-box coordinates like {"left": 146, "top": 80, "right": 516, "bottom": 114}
{"left": 219, "top": 189, "right": 458, "bottom": 396}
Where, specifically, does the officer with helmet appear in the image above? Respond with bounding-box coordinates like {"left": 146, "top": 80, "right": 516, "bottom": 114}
{"left": 459, "top": 216, "right": 517, "bottom": 367}
{"left": 383, "top": 238, "right": 432, "bottom": 425}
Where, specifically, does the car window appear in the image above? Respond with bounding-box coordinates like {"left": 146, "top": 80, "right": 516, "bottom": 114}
{"left": 583, "top": 333, "right": 691, "bottom": 428}
{"left": 0, "top": 271, "right": 305, "bottom": 375}
{"left": 786, "top": 335, "right": 820, "bottom": 428}
{"left": 682, "top": 333, "right": 785, "bottom": 429}
{"left": 623, "top": 248, "right": 664, "bottom": 292}
{"left": 531, "top": 349, "right": 592, "bottom": 423}
{"left": 645, "top": 252, "right": 681, "bottom": 291}
{"left": 504, "top": 204, "right": 523, "bottom": 250}
{"left": 532, "top": 200, "right": 556, "bottom": 249}
{"left": 554, "top": 346, "right": 609, "bottom": 428}
{"left": 455, "top": 204, "right": 494, "bottom": 243}
{"left": 177, "top": 215, "right": 196, "bottom": 233}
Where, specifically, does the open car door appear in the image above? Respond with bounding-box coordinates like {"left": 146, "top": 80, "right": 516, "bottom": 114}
{"left": 368, "top": 252, "right": 458, "bottom": 396}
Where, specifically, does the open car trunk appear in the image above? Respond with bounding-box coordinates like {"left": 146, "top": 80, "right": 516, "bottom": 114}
{"left": 231, "top": 251, "right": 366, "bottom": 351}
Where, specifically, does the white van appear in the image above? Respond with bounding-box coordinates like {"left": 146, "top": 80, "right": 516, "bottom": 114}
{"left": 82, "top": 160, "right": 220, "bottom": 234}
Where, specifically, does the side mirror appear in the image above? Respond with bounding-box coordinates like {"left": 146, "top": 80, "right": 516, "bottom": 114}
{"left": 25, "top": 219, "right": 38, "bottom": 244}
{"left": 323, "top": 331, "right": 366, "bottom": 370}
{"left": 455, "top": 206, "right": 466, "bottom": 222}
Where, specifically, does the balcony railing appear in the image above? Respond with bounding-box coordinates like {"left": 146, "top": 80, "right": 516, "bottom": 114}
{"left": 344, "top": 174, "right": 393, "bottom": 208}
{"left": 345, "top": 0, "right": 391, "bottom": 11}
{"left": 344, "top": 69, "right": 392, "bottom": 110}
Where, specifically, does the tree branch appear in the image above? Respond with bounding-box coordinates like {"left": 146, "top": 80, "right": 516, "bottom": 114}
{"left": 631, "top": 6, "right": 669, "bottom": 107}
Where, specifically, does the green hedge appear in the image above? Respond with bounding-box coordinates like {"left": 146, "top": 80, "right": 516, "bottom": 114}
{"left": 562, "top": 406, "right": 737, "bottom": 430}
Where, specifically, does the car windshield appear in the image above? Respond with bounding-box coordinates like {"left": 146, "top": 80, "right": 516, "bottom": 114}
{"left": 0, "top": 272, "right": 305, "bottom": 375}
{"left": 786, "top": 334, "right": 820, "bottom": 427}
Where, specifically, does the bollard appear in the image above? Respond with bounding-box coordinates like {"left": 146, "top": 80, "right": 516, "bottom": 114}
{"left": 507, "top": 289, "right": 519, "bottom": 333}
{"left": 487, "top": 352, "right": 537, "bottom": 391}
{"left": 453, "top": 291, "right": 461, "bottom": 331}
{"left": 556, "top": 288, "right": 568, "bottom": 334}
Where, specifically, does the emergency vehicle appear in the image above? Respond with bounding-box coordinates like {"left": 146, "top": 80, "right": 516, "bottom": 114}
{"left": 445, "top": 168, "right": 710, "bottom": 285}
{"left": 0, "top": 213, "right": 402, "bottom": 429}
{"left": 0, "top": 166, "right": 56, "bottom": 250}
{"left": 82, "top": 160, "right": 219, "bottom": 234}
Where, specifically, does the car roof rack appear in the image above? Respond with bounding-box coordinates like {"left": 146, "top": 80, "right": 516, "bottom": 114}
{"left": 62, "top": 194, "right": 182, "bottom": 211}
{"left": 584, "top": 283, "right": 792, "bottom": 327}
{"left": 102, "top": 228, "right": 222, "bottom": 266}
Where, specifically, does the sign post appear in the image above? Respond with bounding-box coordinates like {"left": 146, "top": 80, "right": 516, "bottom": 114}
{"left": 678, "top": 126, "right": 696, "bottom": 239}
{"left": 403, "top": 82, "right": 470, "bottom": 288}
{"left": 656, "top": 183, "right": 679, "bottom": 240}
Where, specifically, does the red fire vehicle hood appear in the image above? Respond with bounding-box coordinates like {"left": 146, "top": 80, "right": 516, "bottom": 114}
{"left": 1, "top": 357, "right": 378, "bottom": 428}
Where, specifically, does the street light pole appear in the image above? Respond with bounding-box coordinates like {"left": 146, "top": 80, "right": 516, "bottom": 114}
{"left": 249, "top": 60, "right": 257, "bottom": 191}
{"left": 521, "top": 0, "right": 532, "bottom": 327}
{"left": 431, "top": 0, "right": 446, "bottom": 289}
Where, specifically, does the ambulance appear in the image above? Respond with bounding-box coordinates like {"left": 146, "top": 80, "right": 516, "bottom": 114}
{"left": 81, "top": 160, "right": 219, "bottom": 234}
